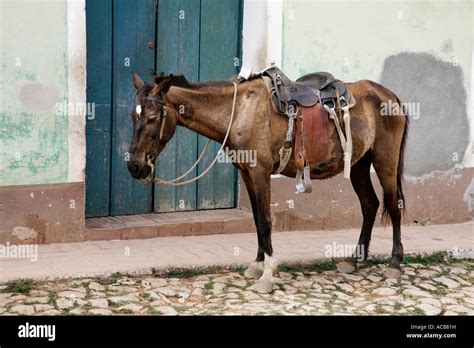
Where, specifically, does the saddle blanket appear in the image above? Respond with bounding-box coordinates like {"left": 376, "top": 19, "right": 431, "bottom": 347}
{"left": 295, "top": 103, "right": 329, "bottom": 171}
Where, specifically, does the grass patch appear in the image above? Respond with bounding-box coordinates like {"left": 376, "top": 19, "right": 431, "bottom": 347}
{"left": 2, "top": 279, "right": 36, "bottom": 294}
{"left": 269, "top": 252, "right": 473, "bottom": 277}
{"left": 278, "top": 261, "right": 336, "bottom": 274}
{"left": 110, "top": 272, "right": 127, "bottom": 278}
{"left": 402, "top": 252, "right": 446, "bottom": 266}
{"left": 172, "top": 305, "right": 191, "bottom": 314}
{"left": 118, "top": 308, "right": 133, "bottom": 314}
{"left": 48, "top": 292, "right": 58, "bottom": 307}
{"left": 430, "top": 286, "right": 447, "bottom": 296}
{"left": 152, "top": 266, "right": 216, "bottom": 279}
{"left": 411, "top": 307, "right": 425, "bottom": 316}
{"left": 440, "top": 269, "right": 451, "bottom": 276}
{"left": 150, "top": 264, "right": 246, "bottom": 279}
{"left": 202, "top": 280, "right": 215, "bottom": 296}
{"left": 231, "top": 265, "right": 246, "bottom": 276}
{"left": 85, "top": 287, "right": 92, "bottom": 300}
{"left": 324, "top": 299, "right": 336, "bottom": 311}
{"left": 145, "top": 305, "right": 162, "bottom": 315}
{"left": 394, "top": 301, "right": 403, "bottom": 310}
{"left": 140, "top": 292, "right": 151, "bottom": 300}
{"left": 359, "top": 252, "right": 456, "bottom": 269}
{"left": 107, "top": 300, "right": 122, "bottom": 309}
{"left": 163, "top": 267, "right": 209, "bottom": 278}
{"left": 359, "top": 258, "right": 390, "bottom": 268}
{"left": 375, "top": 304, "right": 388, "bottom": 314}
{"left": 204, "top": 281, "right": 214, "bottom": 291}
{"left": 91, "top": 273, "right": 126, "bottom": 286}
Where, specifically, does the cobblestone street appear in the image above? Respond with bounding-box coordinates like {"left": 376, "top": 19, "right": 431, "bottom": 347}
{"left": 1, "top": 257, "right": 472, "bottom": 316}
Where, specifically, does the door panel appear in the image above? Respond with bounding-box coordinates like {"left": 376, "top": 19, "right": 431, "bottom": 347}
{"left": 154, "top": 0, "right": 200, "bottom": 213}
{"left": 85, "top": 0, "right": 113, "bottom": 217}
{"left": 110, "top": 0, "right": 155, "bottom": 215}
{"left": 197, "top": 0, "right": 241, "bottom": 210}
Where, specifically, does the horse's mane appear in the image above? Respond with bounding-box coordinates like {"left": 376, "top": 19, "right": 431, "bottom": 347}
{"left": 154, "top": 74, "right": 237, "bottom": 89}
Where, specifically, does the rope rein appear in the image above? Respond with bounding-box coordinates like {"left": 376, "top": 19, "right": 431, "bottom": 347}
{"left": 146, "top": 81, "right": 238, "bottom": 186}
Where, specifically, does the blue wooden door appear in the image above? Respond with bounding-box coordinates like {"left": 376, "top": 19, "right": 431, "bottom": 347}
{"left": 154, "top": 0, "right": 242, "bottom": 212}
{"left": 85, "top": 0, "right": 242, "bottom": 217}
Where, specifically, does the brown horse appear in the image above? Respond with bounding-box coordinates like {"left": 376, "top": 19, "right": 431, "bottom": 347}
{"left": 128, "top": 71, "right": 408, "bottom": 293}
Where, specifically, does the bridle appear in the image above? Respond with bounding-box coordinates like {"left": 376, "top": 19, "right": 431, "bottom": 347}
{"left": 136, "top": 95, "right": 167, "bottom": 161}
{"left": 139, "top": 82, "right": 238, "bottom": 186}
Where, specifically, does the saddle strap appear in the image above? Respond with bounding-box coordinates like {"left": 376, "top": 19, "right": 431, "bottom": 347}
{"left": 327, "top": 107, "right": 346, "bottom": 149}
{"left": 325, "top": 105, "right": 353, "bottom": 179}
{"left": 262, "top": 76, "right": 280, "bottom": 114}
{"left": 342, "top": 106, "right": 353, "bottom": 179}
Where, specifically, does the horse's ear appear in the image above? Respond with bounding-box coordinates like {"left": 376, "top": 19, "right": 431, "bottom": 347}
{"left": 155, "top": 74, "right": 173, "bottom": 96}
{"left": 153, "top": 72, "right": 165, "bottom": 84}
{"left": 132, "top": 70, "right": 145, "bottom": 89}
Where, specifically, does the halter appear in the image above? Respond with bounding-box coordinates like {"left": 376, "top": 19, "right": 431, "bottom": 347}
{"left": 136, "top": 95, "right": 168, "bottom": 161}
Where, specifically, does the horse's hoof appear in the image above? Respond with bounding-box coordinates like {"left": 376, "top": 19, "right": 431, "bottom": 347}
{"left": 248, "top": 279, "right": 275, "bottom": 294}
{"left": 244, "top": 262, "right": 264, "bottom": 279}
{"left": 383, "top": 267, "right": 401, "bottom": 278}
{"left": 337, "top": 261, "right": 356, "bottom": 274}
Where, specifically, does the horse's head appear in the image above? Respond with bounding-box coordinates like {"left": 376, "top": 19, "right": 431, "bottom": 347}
{"left": 127, "top": 71, "right": 177, "bottom": 180}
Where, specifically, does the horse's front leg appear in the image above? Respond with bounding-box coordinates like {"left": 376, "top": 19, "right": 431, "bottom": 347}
{"left": 240, "top": 171, "right": 264, "bottom": 279}
{"left": 241, "top": 169, "right": 278, "bottom": 293}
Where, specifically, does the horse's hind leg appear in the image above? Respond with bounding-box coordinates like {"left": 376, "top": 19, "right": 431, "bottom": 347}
{"left": 337, "top": 151, "right": 379, "bottom": 274}
{"left": 372, "top": 150, "right": 404, "bottom": 278}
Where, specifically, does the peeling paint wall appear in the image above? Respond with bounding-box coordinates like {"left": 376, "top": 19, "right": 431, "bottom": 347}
{"left": 237, "top": 0, "right": 473, "bottom": 228}
{"left": 0, "top": 0, "right": 86, "bottom": 244}
{"left": 0, "top": 0, "right": 85, "bottom": 186}
{"left": 282, "top": 0, "right": 472, "bottom": 176}
{"left": 379, "top": 52, "right": 469, "bottom": 176}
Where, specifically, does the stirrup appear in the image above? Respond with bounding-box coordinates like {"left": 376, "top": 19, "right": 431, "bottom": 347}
{"left": 295, "top": 165, "right": 312, "bottom": 193}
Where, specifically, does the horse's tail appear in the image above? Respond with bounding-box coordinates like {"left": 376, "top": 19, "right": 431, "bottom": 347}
{"left": 397, "top": 100, "right": 409, "bottom": 214}
{"left": 390, "top": 97, "right": 409, "bottom": 222}
{"left": 381, "top": 96, "right": 409, "bottom": 224}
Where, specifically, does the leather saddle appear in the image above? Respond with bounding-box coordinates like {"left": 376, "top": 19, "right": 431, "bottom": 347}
{"left": 260, "top": 67, "right": 355, "bottom": 193}
{"left": 262, "top": 67, "right": 351, "bottom": 113}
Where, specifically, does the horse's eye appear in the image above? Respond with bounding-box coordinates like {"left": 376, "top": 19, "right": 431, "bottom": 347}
{"left": 147, "top": 115, "right": 157, "bottom": 123}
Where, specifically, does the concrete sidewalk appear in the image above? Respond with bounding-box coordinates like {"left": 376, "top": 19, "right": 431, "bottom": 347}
{"left": 1, "top": 222, "right": 472, "bottom": 282}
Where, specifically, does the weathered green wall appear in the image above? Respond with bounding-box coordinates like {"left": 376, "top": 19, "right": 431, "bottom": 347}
{"left": 282, "top": 0, "right": 472, "bottom": 176}
{"left": 0, "top": 0, "right": 69, "bottom": 186}
{"left": 282, "top": 0, "right": 471, "bottom": 84}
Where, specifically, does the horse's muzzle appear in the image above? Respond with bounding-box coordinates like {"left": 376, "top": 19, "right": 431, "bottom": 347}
{"left": 127, "top": 157, "right": 151, "bottom": 179}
